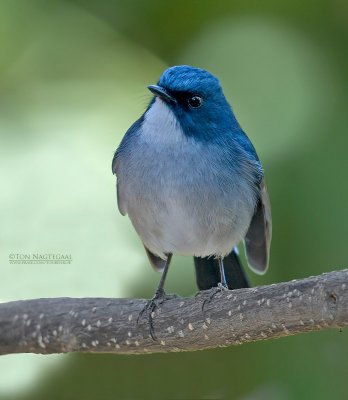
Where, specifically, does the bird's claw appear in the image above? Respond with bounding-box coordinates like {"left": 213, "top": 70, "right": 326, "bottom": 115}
{"left": 137, "top": 290, "right": 177, "bottom": 340}
{"left": 217, "top": 282, "right": 229, "bottom": 291}
{"left": 201, "top": 283, "right": 229, "bottom": 313}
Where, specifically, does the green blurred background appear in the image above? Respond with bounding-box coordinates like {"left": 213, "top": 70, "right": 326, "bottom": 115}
{"left": 1, "top": 0, "right": 348, "bottom": 399}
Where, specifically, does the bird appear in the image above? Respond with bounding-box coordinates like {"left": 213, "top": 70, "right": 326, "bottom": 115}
{"left": 112, "top": 65, "right": 271, "bottom": 332}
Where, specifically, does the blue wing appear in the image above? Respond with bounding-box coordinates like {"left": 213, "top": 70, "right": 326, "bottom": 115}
{"left": 245, "top": 178, "right": 272, "bottom": 273}
{"left": 233, "top": 129, "right": 271, "bottom": 273}
{"left": 112, "top": 115, "right": 144, "bottom": 216}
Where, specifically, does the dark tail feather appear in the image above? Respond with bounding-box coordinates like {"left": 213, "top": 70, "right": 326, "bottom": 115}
{"left": 194, "top": 249, "right": 250, "bottom": 290}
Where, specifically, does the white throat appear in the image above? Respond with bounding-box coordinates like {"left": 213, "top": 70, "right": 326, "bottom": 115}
{"left": 142, "top": 98, "right": 185, "bottom": 144}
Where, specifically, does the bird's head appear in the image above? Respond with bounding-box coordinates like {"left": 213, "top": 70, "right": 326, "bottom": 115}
{"left": 147, "top": 65, "right": 239, "bottom": 142}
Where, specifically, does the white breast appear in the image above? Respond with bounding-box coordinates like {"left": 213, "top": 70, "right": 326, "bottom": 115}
{"left": 117, "top": 98, "right": 257, "bottom": 259}
{"left": 141, "top": 98, "right": 186, "bottom": 145}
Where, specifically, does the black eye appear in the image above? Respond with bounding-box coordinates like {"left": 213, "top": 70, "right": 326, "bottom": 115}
{"left": 188, "top": 95, "right": 203, "bottom": 108}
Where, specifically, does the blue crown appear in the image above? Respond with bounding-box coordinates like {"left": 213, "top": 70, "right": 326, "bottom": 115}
{"left": 158, "top": 65, "right": 221, "bottom": 95}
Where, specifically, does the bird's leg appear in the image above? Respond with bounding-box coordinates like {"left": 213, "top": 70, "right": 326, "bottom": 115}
{"left": 217, "top": 256, "right": 228, "bottom": 289}
{"left": 154, "top": 253, "right": 172, "bottom": 298}
{"left": 137, "top": 254, "right": 175, "bottom": 340}
{"left": 202, "top": 256, "right": 229, "bottom": 311}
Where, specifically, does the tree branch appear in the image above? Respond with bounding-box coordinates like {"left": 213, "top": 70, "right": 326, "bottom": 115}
{"left": 0, "top": 269, "right": 347, "bottom": 355}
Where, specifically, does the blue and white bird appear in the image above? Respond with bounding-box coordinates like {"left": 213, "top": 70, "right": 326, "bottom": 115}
{"left": 113, "top": 65, "right": 271, "bottom": 306}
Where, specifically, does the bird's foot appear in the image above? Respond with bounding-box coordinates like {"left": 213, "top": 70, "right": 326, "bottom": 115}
{"left": 201, "top": 283, "right": 229, "bottom": 312}
{"left": 137, "top": 290, "right": 177, "bottom": 340}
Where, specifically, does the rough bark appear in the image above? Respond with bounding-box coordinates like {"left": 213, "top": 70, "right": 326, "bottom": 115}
{"left": 0, "top": 269, "right": 347, "bottom": 355}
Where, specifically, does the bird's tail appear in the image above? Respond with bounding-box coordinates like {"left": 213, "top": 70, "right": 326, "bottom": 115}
{"left": 194, "top": 249, "right": 250, "bottom": 290}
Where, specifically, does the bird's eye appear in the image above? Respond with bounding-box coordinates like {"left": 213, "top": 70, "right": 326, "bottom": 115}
{"left": 188, "top": 95, "right": 203, "bottom": 108}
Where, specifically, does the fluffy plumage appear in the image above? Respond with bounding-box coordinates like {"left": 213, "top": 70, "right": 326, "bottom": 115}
{"left": 113, "top": 65, "right": 271, "bottom": 284}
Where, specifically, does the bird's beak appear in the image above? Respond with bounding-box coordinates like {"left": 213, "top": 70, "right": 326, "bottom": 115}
{"left": 147, "top": 85, "right": 176, "bottom": 103}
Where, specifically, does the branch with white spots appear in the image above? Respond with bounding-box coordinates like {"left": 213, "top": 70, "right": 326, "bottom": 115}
{"left": 0, "top": 269, "right": 347, "bottom": 355}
